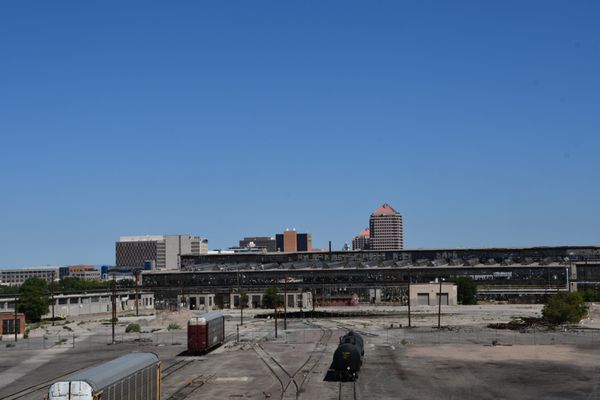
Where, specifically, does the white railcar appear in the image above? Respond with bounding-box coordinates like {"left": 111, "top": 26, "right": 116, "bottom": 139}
{"left": 47, "top": 352, "right": 161, "bottom": 400}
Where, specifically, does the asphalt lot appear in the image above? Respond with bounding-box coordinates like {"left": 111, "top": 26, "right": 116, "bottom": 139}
{"left": 2, "top": 305, "right": 600, "bottom": 399}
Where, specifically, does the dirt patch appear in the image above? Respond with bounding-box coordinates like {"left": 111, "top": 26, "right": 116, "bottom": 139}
{"left": 408, "top": 344, "right": 598, "bottom": 366}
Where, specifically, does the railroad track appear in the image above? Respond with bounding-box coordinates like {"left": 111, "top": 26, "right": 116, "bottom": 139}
{"left": 253, "top": 343, "right": 294, "bottom": 398}
{"left": 253, "top": 325, "right": 333, "bottom": 399}
{"left": 338, "top": 381, "right": 357, "bottom": 400}
{"left": 329, "top": 319, "right": 378, "bottom": 337}
{"left": 0, "top": 367, "right": 82, "bottom": 400}
{"left": 166, "top": 374, "right": 215, "bottom": 400}
{"left": 224, "top": 331, "right": 237, "bottom": 343}
{"left": 295, "top": 326, "right": 333, "bottom": 398}
{"left": 162, "top": 359, "right": 196, "bottom": 379}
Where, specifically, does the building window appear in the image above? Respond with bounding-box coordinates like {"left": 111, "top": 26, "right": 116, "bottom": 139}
{"left": 2, "top": 319, "right": 20, "bottom": 334}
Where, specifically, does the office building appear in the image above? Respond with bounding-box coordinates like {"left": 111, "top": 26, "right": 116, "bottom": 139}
{"left": 59, "top": 265, "right": 101, "bottom": 281}
{"left": 239, "top": 236, "right": 277, "bottom": 252}
{"left": 275, "top": 230, "right": 313, "bottom": 252}
{"left": 116, "top": 235, "right": 208, "bottom": 270}
{"left": 0, "top": 267, "right": 59, "bottom": 286}
{"left": 352, "top": 228, "right": 371, "bottom": 250}
{"left": 369, "top": 203, "right": 404, "bottom": 250}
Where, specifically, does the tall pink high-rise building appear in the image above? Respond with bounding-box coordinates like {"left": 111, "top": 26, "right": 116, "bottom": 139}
{"left": 369, "top": 203, "right": 404, "bottom": 250}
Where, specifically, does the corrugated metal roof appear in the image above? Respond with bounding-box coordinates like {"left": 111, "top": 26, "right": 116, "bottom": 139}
{"left": 58, "top": 352, "right": 158, "bottom": 391}
{"left": 190, "top": 311, "right": 223, "bottom": 323}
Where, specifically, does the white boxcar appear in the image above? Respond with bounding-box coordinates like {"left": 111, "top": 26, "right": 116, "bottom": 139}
{"left": 47, "top": 352, "right": 161, "bottom": 400}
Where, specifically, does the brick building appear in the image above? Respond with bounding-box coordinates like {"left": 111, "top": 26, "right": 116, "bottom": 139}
{"left": 0, "top": 312, "right": 26, "bottom": 337}
{"left": 275, "top": 230, "right": 312, "bottom": 252}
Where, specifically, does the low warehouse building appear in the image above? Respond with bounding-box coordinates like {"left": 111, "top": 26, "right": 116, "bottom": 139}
{"left": 0, "top": 291, "right": 155, "bottom": 319}
{"left": 409, "top": 282, "right": 457, "bottom": 306}
{"left": 48, "top": 292, "right": 155, "bottom": 318}
{"left": 176, "top": 291, "right": 313, "bottom": 310}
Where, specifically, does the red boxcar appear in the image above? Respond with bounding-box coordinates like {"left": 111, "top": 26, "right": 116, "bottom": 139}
{"left": 188, "top": 312, "right": 225, "bottom": 354}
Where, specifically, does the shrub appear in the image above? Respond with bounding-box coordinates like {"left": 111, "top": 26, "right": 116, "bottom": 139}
{"left": 125, "top": 323, "right": 141, "bottom": 333}
{"left": 63, "top": 325, "right": 73, "bottom": 332}
{"left": 456, "top": 276, "right": 477, "bottom": 305}
{"left": 542, "top": 292, "right": 588, "bottom": 325}
{"left": 581, "top": 289, "right": 600, "bottom": 302}
{"left": 167, "top": 323, "right": 181, "bottom": 331}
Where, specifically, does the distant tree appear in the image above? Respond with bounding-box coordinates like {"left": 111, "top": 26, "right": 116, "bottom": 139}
{"left": 58, "top": 277, "right": 111, "bottom": 292}
{"left": 542, "top": 292, "right": 588, "bottom": 325}
{"left": 17, "top": 278, "right": 49, "bottom": 323}
{"left": 263, "top": 287, "right": 283, "bottom": 309}
{"left": 240, "top": 292, "right": 249, "bottom": 308}
{"left": 456, "top": 276, "right": 478, "bottom": 305}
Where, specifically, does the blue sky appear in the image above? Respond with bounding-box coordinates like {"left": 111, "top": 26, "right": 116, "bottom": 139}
{"left": 1, "top": 1, "right": 599, "bottom": 267}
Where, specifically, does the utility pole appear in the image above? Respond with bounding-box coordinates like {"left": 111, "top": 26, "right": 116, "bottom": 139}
{"left": 407, "top": 267, "right": 412, "bottom": 328}
{"left": 238, "top": 268, "right": 244, "bottom": 326}
{"left": 274, "top": 301, "right": 278, "bottom": 339}
{"left": 240, "top": 292, "right": 244, "bottom": 326}
{"left": 134, "top": 270, "right": 140, "bottom": 317}
{"left": 437, "top": 278, "right": 444, "bottom": 329}
{"left": 51, "top": 270, "right": 56, "bottom": 326}
{"left": 180, "top": 280, "right": 186, "bottom": 310}
{"left": 283, "top": 278, "right": 288, "bottom": 330}
{"left": 111, "top": 274, "right": 116, "bottom": 344}
{"left": 14, "top": 296, "right": 18, "bottom": 342}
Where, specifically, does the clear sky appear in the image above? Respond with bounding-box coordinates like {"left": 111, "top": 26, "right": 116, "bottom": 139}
{"left": 1, "top": 1, "right": 599, "bottom": 267}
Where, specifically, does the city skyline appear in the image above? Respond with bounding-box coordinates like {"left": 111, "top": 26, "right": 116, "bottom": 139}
{"left": 2, "top": 2, "right": 599, "bottom": 266}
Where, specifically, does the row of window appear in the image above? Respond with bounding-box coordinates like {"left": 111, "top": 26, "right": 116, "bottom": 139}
{"left": 55, "top": 296, "right": 154, "bottom": 305}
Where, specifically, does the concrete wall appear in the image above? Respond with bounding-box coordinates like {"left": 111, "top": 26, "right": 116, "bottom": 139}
{"left": 409, "top": 282, "right": 457, "bottom": 306}
{"left": 178, "top": 293, "right": 216, "bottom": 311}
{"left": 45, "top": 292, "right": 154, "bottom": 318}
{"left": 177, "top": 291, "right": 313, "bottom": 310}
{"left": 229, "top": 291, "right": 313, "bottom": 310}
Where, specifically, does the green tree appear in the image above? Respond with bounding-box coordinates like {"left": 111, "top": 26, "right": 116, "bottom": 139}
{"left": 263, "top": 287, "right": 282, "bottom": 309}
{"left": 456, "top": 276, "right": 478, "bottom": 305}
{"left": 542, "top": 292, "right": 588, "bottom": 325}
{"left": 17, "top": 278, "right": 49, "bottom": 323}
{"left": 58, "top": 277, "right": 111, "bottom": 292}
{"left": 240, "top": 292, "right": 249, "bottom": 308}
